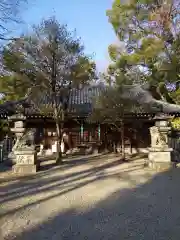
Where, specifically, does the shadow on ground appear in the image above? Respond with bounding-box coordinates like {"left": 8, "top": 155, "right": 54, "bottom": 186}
{"left": 1, "top": 154, "right": 179, "bottom": 239}
{"left": 3, "top": 166, "right": 180, "bottom": 240}
{"left": 0, "top": 156, "right": 128, "bottom": 207}
{"left": 0, "top": 152, "right": 146, "bottom": 183}
{"left": 0, "top": 153, "right": 124, "bottom": 184}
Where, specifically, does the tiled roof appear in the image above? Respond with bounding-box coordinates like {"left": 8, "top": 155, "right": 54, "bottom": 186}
{"left": 41, "top": 85, "right": 103, "bottom": 104}
{"left": 0, "top": 99, "right": 31, "bottom": 115}
{"left": 0, "top": 85, "right": 106, "bottom": 117}
{"left": 1, "top": 84, "right": 180, "bottom": 119}
{"left": 68, "top": 85, "right": 104, "bottom": 115}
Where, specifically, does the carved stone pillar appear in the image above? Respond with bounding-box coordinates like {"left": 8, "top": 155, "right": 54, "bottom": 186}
{"left": 148, "top": 119, "right": 174, "bottom": 170}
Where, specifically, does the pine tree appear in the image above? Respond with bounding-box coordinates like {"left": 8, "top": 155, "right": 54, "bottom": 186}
{"left": 107, "top": 0, "right": 180, "bottom": 103}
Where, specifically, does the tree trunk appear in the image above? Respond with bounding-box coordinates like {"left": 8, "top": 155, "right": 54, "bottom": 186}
{"left": 55, "top": 121, "right": 63, "bottom": 164}
{"left": 54, "top": 107, "right": 63, "bottom": 164}
{"left": 51, "top": 35, "right": 63, "bottom": 164}
{"left": 121, "top": 120, "right": 125, "bottom": 160}
{"left": 113, "top": 141, "right": 116, "bottom": 153}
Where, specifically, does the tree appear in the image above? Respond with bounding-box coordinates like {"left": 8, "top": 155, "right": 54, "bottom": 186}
{"left": 106, "top": 0, "right": 180, "bottom": 103}
{"left": 0, "top": 0, "right": 28, "bottom": 41}
{"left": 90, "top": 87, "right": 145, "bottom": 159}
{"left": 2, "top": 17, "right": 97, "bottom": 163}
{"left": 0, "top": 75, "right": 29, "bottom": 102}
{"left": 69, "top": 55, "right": 97, "bottom": 87}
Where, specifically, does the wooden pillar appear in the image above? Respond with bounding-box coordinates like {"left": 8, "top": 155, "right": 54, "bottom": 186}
{"left": 98, "top": 123, "right": 101, "bottom": 141}
{"left": 44, "top": 127, "right": 48, "bottom": 149}
{"left": 89, "top": 131, "right": 92, "bottom": 141}
{"left": 80, "top": 121, "right": 84, "bottom": 143}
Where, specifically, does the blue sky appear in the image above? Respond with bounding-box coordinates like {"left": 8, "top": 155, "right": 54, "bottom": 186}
{"left": 20, "top": 0, "right": 116, "bottom": 71}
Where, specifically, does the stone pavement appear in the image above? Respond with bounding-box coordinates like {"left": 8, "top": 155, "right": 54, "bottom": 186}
{"left": 0, "top": 153, "right": 180, "bottom": 240}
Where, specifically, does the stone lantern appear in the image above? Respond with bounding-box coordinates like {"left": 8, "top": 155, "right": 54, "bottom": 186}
{"left": 8, "top": 114, "right": 38, "bottom": 174}
{"left": 8, "top": 114, "right": 26, "bottom": 164}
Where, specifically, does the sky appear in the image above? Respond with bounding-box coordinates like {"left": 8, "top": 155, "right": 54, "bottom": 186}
{"left": 20, "top": 0, "right": 116, "bottom": 72}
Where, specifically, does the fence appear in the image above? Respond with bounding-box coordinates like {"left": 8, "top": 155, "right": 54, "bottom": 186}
{"left": 0, "top": 135, "right": 15, "bottom": 162}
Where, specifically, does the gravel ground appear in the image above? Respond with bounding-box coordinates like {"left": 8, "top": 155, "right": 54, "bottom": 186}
{"left": 0, "top": 154, "right": 180, "bottom": 240}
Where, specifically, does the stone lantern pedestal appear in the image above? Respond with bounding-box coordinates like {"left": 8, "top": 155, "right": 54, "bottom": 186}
{"left": 148, "top": 118, "right": 174, "bottom": 170}
{"left": 13, "top": 149, "right": 37, "bottom": 174}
